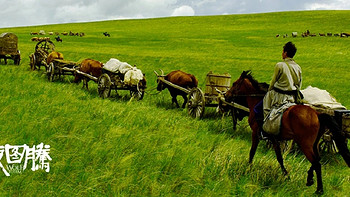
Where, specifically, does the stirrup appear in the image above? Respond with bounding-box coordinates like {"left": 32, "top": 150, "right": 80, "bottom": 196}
{"left": 259, "top": 130, "right": 269, "bottom": 140}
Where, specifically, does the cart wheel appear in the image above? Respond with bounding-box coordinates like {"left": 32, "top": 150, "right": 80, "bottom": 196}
{"left": 47, "top": 62, "right": 55, "bottom": 82}
{"left": 35, "top": 40, "right": 55, "bottom": 53}
{"left": 29, "top": 53, "right": 36, "bottom": 70}
{"left": 130, "top": 87, "right": 144, "bottom": 100}
{"left": 319, "top": 129, "right": 338, "bottom": 153}
{"left": 187, "top": 87, "right": 205, "bottom": 118}
{"left": 98, "top": 74, "right": 111, "bottom": 99}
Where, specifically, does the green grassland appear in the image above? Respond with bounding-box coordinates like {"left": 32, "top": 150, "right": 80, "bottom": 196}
{"left": 0, "top": 10, "right": 349, "bottom": 196}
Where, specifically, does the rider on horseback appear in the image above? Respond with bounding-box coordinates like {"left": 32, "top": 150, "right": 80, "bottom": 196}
{"left": 261, "top": 42, "right": 302, "bottom": 138}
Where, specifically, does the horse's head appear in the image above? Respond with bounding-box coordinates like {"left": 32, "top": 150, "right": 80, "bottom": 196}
{"left": 154, "top": 70, "right": 166, "bottom": 91}
{"left": 225, "top": 70, "right": 268, "bottom": 120}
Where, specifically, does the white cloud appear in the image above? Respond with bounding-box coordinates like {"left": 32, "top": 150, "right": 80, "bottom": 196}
{"left": 305, "top": 0, "right": 350, "bottom": 10}
{"left": 171, "top": 5, "right": 195, "bottom": 16}
{"left": 1, "top": 0, "right": 350, "bottom": 28}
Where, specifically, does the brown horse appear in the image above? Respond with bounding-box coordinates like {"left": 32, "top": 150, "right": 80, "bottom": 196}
{"left": 225, "top": 71, "right": 350, "bottom": 194}
{"left": 156, "top": 70, "right": 198, "bottom": 108}
{"left": 74, "top": 59, "right": 103, "bottom": 89}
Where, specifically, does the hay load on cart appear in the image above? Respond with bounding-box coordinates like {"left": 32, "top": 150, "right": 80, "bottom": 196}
{"left": 98, "top": 58, "right": 146, "bottom": 100}
{"left": 0, "top": 32, "right": 21, "bottom": 65}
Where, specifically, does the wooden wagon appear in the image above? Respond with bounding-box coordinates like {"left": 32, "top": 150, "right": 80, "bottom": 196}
{"left": 46, "top": 59, "right": 80, "bottom": 82}
{"left": 29, "top": 40, "right": 55, "bottom": 70}
{"left": 0, "top": 32, "right": 21, "bottom": 65}
{"left": 155, "top": 71, "right": 248, "bottom": 118}
{"left": 97, "top": 68, "right": 147, "bottom": 100}
{"left": 309, "top": 107, "right": 350, "bottom": 153}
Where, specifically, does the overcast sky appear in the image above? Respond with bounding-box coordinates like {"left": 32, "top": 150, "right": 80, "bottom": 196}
{"left": 0, "top": 0, "right": 349, "bottom": 28}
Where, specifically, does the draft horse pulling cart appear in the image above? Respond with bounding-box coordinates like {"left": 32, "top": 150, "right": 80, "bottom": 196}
{"left": 155, "top": 71, "right": 249, "bottom": 119}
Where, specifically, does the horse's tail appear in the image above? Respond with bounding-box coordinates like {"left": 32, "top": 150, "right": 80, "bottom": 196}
{"left": 318, "top": 113, "right": 350, "bottom": 167}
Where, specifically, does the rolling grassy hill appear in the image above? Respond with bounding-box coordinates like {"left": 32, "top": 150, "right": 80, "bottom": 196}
{"left": 0, "top": 10, "right": 349, "bottom": 196}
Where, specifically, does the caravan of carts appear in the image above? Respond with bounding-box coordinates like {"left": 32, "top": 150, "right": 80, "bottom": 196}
{"left": 0, "top": 32, "right": 340, "bottom": 154}
{"left": 28, "top": 39, "right": 146, "bottom": 100}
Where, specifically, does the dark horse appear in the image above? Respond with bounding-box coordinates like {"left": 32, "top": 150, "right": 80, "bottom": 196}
{"left": 225, "top": 71, "right": 350, "bottom": 194}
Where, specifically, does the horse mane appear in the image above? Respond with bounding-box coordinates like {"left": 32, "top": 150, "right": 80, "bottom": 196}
{"left": 241, "top": 70, "right": 268, "bottom": 93}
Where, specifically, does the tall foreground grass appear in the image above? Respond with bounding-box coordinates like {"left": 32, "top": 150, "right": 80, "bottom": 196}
{"left": 0, "top": 11, "right": 349, "bottom": 196}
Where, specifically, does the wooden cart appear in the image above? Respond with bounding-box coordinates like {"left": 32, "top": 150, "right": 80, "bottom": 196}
{"left": 0, "top": 32, "right": 21, "bottom": 65}
{"left": 155, "top": 71, "right": 248, "bottom": 118}
{"left": 46, "top": 59, "right": 80, "bottom": 82}
{"left": 97, "top": 68, "right": 146, "bottom": 100}
{"left": 310, "top": 108, "right": 350, "bottom": 153}
{"left": 29, "top": 40, "right": 55, "bottom": 70}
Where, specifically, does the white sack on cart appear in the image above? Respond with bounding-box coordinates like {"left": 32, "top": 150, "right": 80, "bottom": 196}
{"left": 301, "top": 86, "right": 346, "bottom": 110}
{"left": 104, "top": 58, "right": 121, "bottom": 72}
{"left": 104, "top": 58, "right": 133, "bottom": 74}
{"left": 124, "top": 67, "right": 144, "bottom": 86}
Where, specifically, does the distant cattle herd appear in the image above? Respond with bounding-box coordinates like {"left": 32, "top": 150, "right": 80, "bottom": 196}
{"left": 276, "top": 30, "right": 350, "bottom": 38}
{"left": 30, "top": 30, "right": 86, "bottom": 43}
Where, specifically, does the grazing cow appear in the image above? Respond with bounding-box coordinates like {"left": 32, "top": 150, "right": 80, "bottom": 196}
{"left": 31, "top": 37, "right": 39, "bottom": 42}
{"left": 47, "top": 51, "right": 64, "bottom": 65}
{"left": 292, "top": 32, "right": 298, "bottom": 37}
{"left": 319, "top": 33, "right": 326, "bottom": 36}
{"left": 74, "top": 59, "right": 104, "bottom": 89}
{"left": 156, "top": 70, "right": 198, "bottom": 108}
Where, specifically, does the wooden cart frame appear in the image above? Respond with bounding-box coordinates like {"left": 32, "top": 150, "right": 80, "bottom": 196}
{"left": 97, "top": 68, "right": 146, "bottom": 101}
{"left": 29, "top": 40, "right": 55, "bottom": 70}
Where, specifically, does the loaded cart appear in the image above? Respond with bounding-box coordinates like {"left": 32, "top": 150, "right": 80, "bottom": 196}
{"left": 97, "top": 58, "right": 147, "bottom": 100}
{"left": 0, "top": 32, "right": 21, "bottom": 65}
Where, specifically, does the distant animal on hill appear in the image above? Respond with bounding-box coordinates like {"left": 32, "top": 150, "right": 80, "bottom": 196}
{"left": 30, "top": 32, "right": 38, "bottom": 35}
{"left": 156, "top": 70, "right": 198, "bottom": 108}
{"left": 74, "top": 59, "right": 104, "bottom": 89}
{"left": 46, "top": 51, "right": 64, "bottom": 65}
{"left": 31, "top": 37, "right": 39, "bottom": 41}
{"left": 103, "top": 32, "right": 110, "bottom": 37}
{"left": 292, "top": 32, "right": 298, "bottom": 37}
{"left": 319, "top": 33, "right": 325, "bottom": 36}
{"left": 55, "top": 36, "right": 62, "bottom": 42}
{"left": 341, "top": 32, "right": 350, "bottom": 37}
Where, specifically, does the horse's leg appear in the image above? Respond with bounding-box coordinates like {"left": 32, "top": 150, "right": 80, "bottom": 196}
{"left": 249, "top": 128, "right": 260, "bottom": 163}
{"left": 299, "top": 144, "right": 323, "bottom": 194}
{"left": 172, "top": 96, "right": 180, "bottom": 108}
{"left": 181, "top": 94, "right": 188, "bottom": 108}
{"left": 306, "top": 165, "right": 314, "bottom": 186}
{"left": 313, "top": 161, "right": 323, "bottom": 194}
{"left": 270, "top": 137, "right": 288, "bottom": 175}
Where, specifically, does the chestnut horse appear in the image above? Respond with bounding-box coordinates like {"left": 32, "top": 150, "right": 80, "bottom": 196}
{"left": 225, "top": 71, "right": 350, "bottom": 194}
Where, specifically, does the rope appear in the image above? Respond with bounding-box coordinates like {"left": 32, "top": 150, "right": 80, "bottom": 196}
{"left": 144, "top": 86, "right": 161, "bottom": 95}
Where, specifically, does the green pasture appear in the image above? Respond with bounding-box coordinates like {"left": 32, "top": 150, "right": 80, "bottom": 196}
{"left": 0, "top": 10, "right": 349, "bottom": 196}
